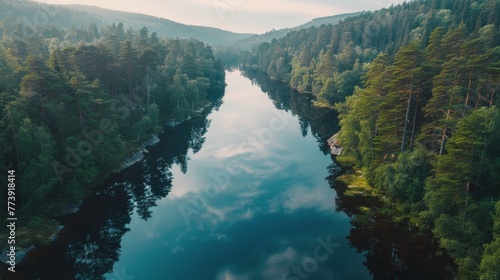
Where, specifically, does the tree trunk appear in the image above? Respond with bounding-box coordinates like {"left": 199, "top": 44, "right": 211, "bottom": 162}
{"left": 401, "top": 93, "right": 412, "bottom": 153}
{"left": 439, "top": 125, "right": 448, "bottom": 156}
{"left": 464, "top": 68, "right": 474, "bottom": 109}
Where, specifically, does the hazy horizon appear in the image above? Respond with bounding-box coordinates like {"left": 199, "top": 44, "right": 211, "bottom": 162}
{"left": 35, "top": 0, "right": 406, "bottom": 34}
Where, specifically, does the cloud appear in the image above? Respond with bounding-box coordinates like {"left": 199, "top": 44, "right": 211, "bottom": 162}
{"left": 216, "top": 247, "right": 297, "bottom": 280}
{"left": 267, "top": 183, "right": 337, "bottom": 214}
{"left": 265, "top": 246, "right": 298, "bottom": 265}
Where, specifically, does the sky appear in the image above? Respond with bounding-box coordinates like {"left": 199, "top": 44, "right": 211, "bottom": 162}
{"left": 36, "top": 0, "right": 407, "bottom": 34}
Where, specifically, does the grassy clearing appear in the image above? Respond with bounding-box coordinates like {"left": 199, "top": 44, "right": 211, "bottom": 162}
{"left": 336, "top": 170, "right": 378, "bottom": 198}
{"left": 335, "top": 155, "right": 356, "bottom": 167}
{"left": 312, "top": 100, "right": 335, "bottom": 109}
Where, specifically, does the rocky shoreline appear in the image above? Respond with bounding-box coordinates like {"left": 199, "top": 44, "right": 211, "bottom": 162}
{"left": 113, "top": 134, "right": 161, "bottom": 173}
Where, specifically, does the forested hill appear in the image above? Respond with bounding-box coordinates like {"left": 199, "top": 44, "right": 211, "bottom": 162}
{"left": 0, "top": 9, "right": 225, "bottom": 248}
{"left": 0, "top": 0, "right": 252, "bottom": 44}
{"left": 241, "top": 0, "right": 500, "bottom": 105}
{"left": 242, "top": 0, "right": 500, "bottom": 279}
{"left": 227, "top": 12, "right": 360, "bottom": 51}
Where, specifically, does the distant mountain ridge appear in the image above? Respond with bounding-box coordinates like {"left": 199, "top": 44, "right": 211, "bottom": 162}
{"left": 296, "top": 12, "right": 361, "bottom": 29}
{"left": 0, "top": 0, "right": 360, "bottom": 47}
{"left": 64, "top": 4, "right": 253, "bottom": 44}
{"left": 0, "top": 0, "right": 252, "bottom": 44}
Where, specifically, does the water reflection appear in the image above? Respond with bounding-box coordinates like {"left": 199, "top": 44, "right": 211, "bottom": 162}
{"left": 5, "top": 181, "right": 133, "bottom": 280}
{"left": 7, "top": 69, "right": 454, "bottom": 280}
{"left": 249, "top": 68, "right": 455, "bottom": 280}
{"left": 241, "top": 67, "right": 339, "bottom": 151}
{"left": 332, "top": 175, "right": 456, "bottom": 280}
{"left": 7, "top": 116, "right": 213, "bottom": 279}
{"left": 100, "top": 70, "right": 370, "bottom": 280}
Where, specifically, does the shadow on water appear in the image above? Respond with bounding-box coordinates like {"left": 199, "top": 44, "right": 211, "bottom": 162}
{"left": 2, "top": 113, "right": 216, "bottom": 279}
{"left": 241, "top": 67, "right": 339, "bottom": 148}
{"left": 331, "top": 173, "right": 456, "bottom": 280}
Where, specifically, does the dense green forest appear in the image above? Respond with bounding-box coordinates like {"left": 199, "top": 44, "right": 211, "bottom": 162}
{"left": 214, "top": 12, "right": 359, "bottom": 69}
{"left": 242, "top": 0, "right": 500, "bottom": 278}
{"left": 0, "top": 14, "right": 225, "bottom": 247}
{"left": 219, "top": 12, "right": 360, "bottom": 53}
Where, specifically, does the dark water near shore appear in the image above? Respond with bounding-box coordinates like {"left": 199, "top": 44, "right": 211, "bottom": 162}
{"left": 3, "top": 70, "right": 453, "bottom": 280}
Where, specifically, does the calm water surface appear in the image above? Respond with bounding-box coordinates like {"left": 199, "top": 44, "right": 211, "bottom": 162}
{"left": 5, "top": 70, "right": 453, "bottom": 280}
{"left": 102, "top": 70, "right": 370, "bottom": 279}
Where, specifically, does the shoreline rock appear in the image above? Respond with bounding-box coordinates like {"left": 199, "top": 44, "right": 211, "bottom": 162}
{"left": 115, "top": 150, "right": 145, "bottom": 172}
{"left": 114, "top": 134, "right": 161, "bottom": 173}
{"left": 142, "top": 134, "right": 160, "bottom": 149}
{"left": 328, "top": 133, "right": 344, "bottom": 156}
{"left": 165, "top": 116, "right": 192, "bottom": 128}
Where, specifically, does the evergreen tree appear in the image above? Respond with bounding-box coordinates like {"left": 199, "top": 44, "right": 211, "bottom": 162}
{"left": 376, "top": 42, "right": 425, "bottom": 158}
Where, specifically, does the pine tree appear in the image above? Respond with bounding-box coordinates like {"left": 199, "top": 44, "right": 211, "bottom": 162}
{"left": 420, "top": 57, "right": 469, "bottom": 154}
{"left": 118, "top": 40, "right": 139, "bottom": 107}
{"left": 338, "top": 53, "right": 391, "bottom": 166}
{"left": 423, "top": 107, "right": 499, "bottom": 278}
{"left": 375, "top": 42, "right": 425, "bottom": 158}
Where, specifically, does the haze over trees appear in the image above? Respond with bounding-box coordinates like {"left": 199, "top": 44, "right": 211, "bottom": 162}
{"left": 242, "top": 0, "right": 500, "bottom": 278}
{"left": 0, "top": 0, "right": 250, "bottom": 45}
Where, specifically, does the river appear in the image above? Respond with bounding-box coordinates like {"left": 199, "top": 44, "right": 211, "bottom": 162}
{"left": 7, "top": 70, "right": 453, "bottom": 280}
{"left": 102, "top": 70, "right": 369, "bottom": 279}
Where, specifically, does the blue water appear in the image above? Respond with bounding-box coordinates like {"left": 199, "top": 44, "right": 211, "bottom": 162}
{"left": 104, "top": 71, "right": 370, "bottom": 280}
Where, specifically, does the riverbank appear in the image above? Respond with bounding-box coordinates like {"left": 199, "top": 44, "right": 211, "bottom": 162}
{"left": 0, "top": 133, "right": 161, "bottom": 265}
{"left": 336, "top": 170, "right": 378, "bottom": 199}
{"left": 245, "top": 67, "right": 456, "bottom": 278}
{"left": 0, "top": 99, "right": 219, "bottom": 266}
{"left": 329, "top": 158, "right": 457, "bottom": 278}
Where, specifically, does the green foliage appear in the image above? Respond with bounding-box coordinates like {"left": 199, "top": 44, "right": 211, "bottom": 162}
{"left": 244, "top": 0, "right": 500, "bottom": 277}
{"left": 337, "top": 53, "right": 391, "bottom": 167}
{"left": 374, "top": 147, "right": 430, "bottom": 204}
{"left": 242, "top": 0, "right": 500, "bottom": 109}
{"left": 0, "top": 17, "right": 225, "bottom": 248}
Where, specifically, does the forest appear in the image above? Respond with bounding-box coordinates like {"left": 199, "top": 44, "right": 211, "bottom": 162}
{"left": 241, "top": 0, "right": 500, "bottom": 279}
{"left": 0, "top": 13, "right": 225, "bottom": 247}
